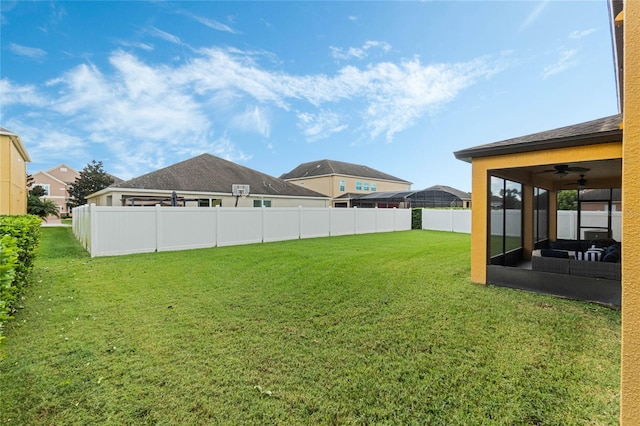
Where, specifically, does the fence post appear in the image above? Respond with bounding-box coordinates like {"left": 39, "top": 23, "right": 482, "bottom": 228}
{"left": 216, "top": 205, "right": 221, "bottom": 247}
{"left": 89, "top": 203, "right": 98, "bottom": 258}
{"left": 299, "top": 206, "right": 303, "bottom": 239}
{"left": 155, "top": 204, "right": 161, "bottom": 252}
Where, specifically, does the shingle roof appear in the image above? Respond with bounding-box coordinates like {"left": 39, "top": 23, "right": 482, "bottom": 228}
{"left": 279, "top": 159, "right": 411, "bottom": 184}
{"left": 454, "top": 114, "right": 623, "bottom": 162}
{"left": 111, "top": 153, "right": 327, "bottom": 198}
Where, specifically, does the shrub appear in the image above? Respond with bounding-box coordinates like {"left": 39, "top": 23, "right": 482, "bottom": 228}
{"left": 0, "top": 215, "right": 42, "bottom": 339}
{"left": 0, "top": 234, "right": 19, "bottom": 337}
{"left": 411, "top": 208, "right": 422, "bottom": 229}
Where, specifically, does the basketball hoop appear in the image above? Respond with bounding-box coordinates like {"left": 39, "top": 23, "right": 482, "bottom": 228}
{"left": 232, "top": 184, "right": 250, "bottom": 206}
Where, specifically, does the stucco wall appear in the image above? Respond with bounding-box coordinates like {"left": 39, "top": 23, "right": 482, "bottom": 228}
{"left": 286, "top": 175, "right": 410, "bottom": 201}
{"left": 0, "top": 134, "right": 29, "bottom": 215}
{"left": 622, "top": 1, "right": 640, "bottom": 423}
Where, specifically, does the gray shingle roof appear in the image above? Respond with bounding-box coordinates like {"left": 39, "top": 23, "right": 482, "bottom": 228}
{"left": 111, "top": 153, "right": 327, "bottom": 198}
{"left": 279, "top": 159, "right": 411, "bottom": 184}
{"left": 454, "top": 114, "right": 622, "bottom": 162}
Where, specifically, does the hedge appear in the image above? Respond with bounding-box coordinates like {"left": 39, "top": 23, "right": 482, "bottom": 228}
{"left": 0, "top": 215, "right": 41, "bottom": 339}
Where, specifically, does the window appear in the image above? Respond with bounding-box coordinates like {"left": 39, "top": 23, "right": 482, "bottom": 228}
{"left": 489, "top": 176, "right": 523, "bottom": 266}
{"left": 106, "top": 195, "right": 113, "bottom": 206}
{"left": 364, "top": 182, "right": 369, "bottom": 191}
{"left": 253, "top": 200, "right": 272, "bottom": 207}
{"left": 371, "top": 183, "right": 377, "bottom": 192}
{"left": 36, "top": 184, "right": 50, "bottom": 195}
{"left": 534, "top": 187, "right": 548, "bottom": 246}
{"left": 339, "top": 179, "right": 345, "bottom": 192}
{"left": 356, "top": 181, "right": 362, "bottom": 191}
{"left": 198, "top": 199, "right": 210, "bottom": 207}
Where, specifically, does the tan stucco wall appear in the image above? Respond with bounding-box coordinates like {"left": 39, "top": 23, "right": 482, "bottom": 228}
{"left": 87, "top": 189, "right": 329, "bottom": 209}
{"left": 469, "top": 142, "right": 622, "bottom": 284}
{"left": 286, "top": 175, "right": 411, "bottom": 204}
{"left": 0, "top": 134, "right": 30, "bottom": 215}
{"left": 621, "top": 1, "right": 640, "bottom": 422}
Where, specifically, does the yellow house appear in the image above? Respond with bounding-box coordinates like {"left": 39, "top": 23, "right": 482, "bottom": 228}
{"left": 0, "top": 127, "right": 31, "bottom": 215}
{"left": 280, "top": 159, "right": 412, "bottom": 207}
{"left": 454, "top": 0, "right": 639, "bottom": 421}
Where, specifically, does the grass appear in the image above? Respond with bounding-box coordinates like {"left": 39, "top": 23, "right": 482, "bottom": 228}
{"left": 0, "top": 228, "right": 620, "bottom": 425}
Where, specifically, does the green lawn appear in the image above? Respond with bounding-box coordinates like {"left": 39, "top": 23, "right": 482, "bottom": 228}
{"left": 0, "top": 228, "right": 620, "bottom": 425}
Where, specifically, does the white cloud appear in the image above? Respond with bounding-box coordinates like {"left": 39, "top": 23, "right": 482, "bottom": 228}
{"left": 569, "top": 28, "right": 596, "bottom": 39}
{"left": 541, "top": 48, "right": 577, "bottom": 79}
{"left": 297, "top": 110, "right": 348, "bottom": 142}
{"left": 520, "top": 0, "right": 549, "bottom": 32}
{"left": 149, "top": 26, "right": 185, "bottom": 46}
{"left": 231, "top": 105, "right": 271, "bottom": 137}
{"left": 330, "top": 40, "right": 392, "bottom": 61}
{"left": 9, "top": 43, "right": 47, "bottom": 59}
{"left": 179, "top": 10, "right": 238, "bottom": 34}
{"left": 0, "top": 79, "right": 48, "bottom": 107}
{"left": 1, "top": 46, "right": 502, "bottom": 176}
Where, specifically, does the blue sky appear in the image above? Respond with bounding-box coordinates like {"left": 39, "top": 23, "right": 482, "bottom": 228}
{"left": 1, "top": 1, "right": 619, "bottom": 192}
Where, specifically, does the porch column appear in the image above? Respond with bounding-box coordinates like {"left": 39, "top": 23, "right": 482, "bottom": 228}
{"left": 622, "top": 0, "right": 640, "bottom": 422}
{"left": 522, "top": 184, "right": 534, "bottom": 259}
{"left": 470, "top": 159, "right": 490, "bottom": 284}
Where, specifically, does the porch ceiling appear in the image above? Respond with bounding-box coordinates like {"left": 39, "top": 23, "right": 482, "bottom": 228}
{"left": 490, "top": 158, "right": 622, "bottom": 191}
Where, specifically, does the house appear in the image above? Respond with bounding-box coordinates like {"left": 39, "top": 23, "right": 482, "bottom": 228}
{"left": 348, "top": 185, "right": 471, "bottom": 209}
{"left": 0, "top": 127, "right": 31, "bottom": 215}
{"left": 279, "top": 159, "right": 412, "bottom": 207}
{"left": 31, "top": 164, "right": 79, "bottom": 218}
{"left": 455, "top": 0, "right": 639, "bottom": 421}
{"left": 87, "top": 153, "right": 330, "bottom": 208}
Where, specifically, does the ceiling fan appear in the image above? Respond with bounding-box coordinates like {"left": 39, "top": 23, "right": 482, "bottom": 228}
{"left": 564, "top": 174, "right": 588, "bottom": 189}
{"left": 537, "top": 164, "right": 591, "bottom": 176}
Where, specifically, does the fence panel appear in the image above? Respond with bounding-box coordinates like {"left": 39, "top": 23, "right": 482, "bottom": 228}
{"left": 395, "top": 208, "right": 412, "bottom": 231}
{"left": 452, "top": 210, "right": 471, "bottom": 233}
{"left": 422, "top": 210, "right": 454, "bottom": 232}
{"left": 330, "top": 208, "right": 356, "bottom": 236}
{"left": 93, "top": 207, "right": 157, "bottom": 256}
{"left": 355, "top": 208, "right": 377, "bottom": 234}
{"left": 157, "top": 207, "right": 217, "bottom": 252}
{"left": 300, "top": 208, "right": 331, "bottom": 239}
{"left": 376, "top": 209, "right": 396, "bottom": 232}
{"left": 216, "top": 208, "right": 263, "bottom": 247}
{"left": 263, "top": 208, "right": 301, "bottom": 242}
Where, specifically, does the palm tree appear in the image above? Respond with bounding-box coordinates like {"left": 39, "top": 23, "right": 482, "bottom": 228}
{"left": 27, "top": 195, "right": 60, "bottom": 221}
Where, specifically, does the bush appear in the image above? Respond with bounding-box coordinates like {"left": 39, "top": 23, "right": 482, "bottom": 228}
{"left": 0, "top": 215, "right": 42, "bottom": 339}
{"left": 411, "top": 208, "right": 422, "bottom": 229}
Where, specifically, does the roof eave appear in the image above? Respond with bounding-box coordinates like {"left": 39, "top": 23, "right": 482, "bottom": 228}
{"left": 453, "top": 129, "right": 622, "bottom": 162}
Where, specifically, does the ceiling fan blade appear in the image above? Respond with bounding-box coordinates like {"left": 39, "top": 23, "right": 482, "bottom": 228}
{"left": 566, "top": 166, "right": 590, "bottom": 172}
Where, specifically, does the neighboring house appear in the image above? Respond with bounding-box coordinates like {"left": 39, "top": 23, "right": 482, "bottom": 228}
{"left": 455, "top": 0, "right": 640, "bottom": 420}
{"left": 31, "top": 164, "right": 79, "bottom": 218}
{"left": 280, "top": 159, "right": 412, "bottom": 207}
{"left": 578, "top": 188, "right": 621, "bottom": 212}
{"left": 348, "top": 185, "right": 471, "bottom": 209}
{"left": 87, "top": 153, "right": 330, "bottom": 208}
{"left": 0, "top": 127, "right": 31, "bottom": 215}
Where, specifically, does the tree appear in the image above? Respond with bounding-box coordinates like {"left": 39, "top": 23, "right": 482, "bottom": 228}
{"left": 68, "top": 160, "right": 114, "bottom": 207}
{"left": 27, "top": 195, "right": 60, "bottom": 221}
{"left": 557, "top": 190, "right": 578, "bottom": 210}
{"left": 30, "top": 185, "right": 46, "bottom": 197}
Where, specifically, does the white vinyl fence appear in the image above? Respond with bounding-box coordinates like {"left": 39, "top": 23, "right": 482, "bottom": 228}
{"left": 73, "top": 204, "right": 411, "bottom": 257}
{"left": 421, "top": 209, "right": 622, "bottom": 240}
